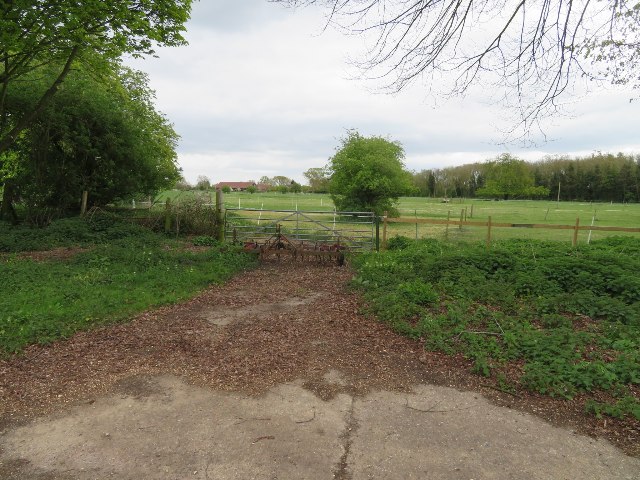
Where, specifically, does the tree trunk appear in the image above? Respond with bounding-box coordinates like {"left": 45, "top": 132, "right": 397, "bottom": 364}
{"left": 1, "top": 181, "right": 18, "bottom": 224}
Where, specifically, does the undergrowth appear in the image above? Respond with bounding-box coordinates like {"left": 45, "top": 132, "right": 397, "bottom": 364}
{"left": 352, "top": 236, "right": 640, "bottom": 420}
{"left": 0, "top": 214, "right": 257, "bottom": 354}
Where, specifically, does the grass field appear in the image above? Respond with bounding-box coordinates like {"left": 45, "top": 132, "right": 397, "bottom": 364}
{"left": 393, "top": 197, "right": 640, "bottom": 243}
{"left": 152, "top": 190, "right": 640, "bottom": 245}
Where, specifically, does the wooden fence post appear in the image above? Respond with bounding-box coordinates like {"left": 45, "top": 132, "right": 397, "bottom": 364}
{"left": 164, "top": 198, "right": 171, "bottom": 233}
{"left": 572, "top": 217, "right": 580, "bottom": 246}
{"left": 487, "top": 216, "right": 492, "bottom": 248}
{"left": 459, "top": 209, "right": 464, "bottom": 230}
{"left": 470, "top": 204, "right": 474, "bottom": 219}
{"left": 215, "top": 188, "right": 224, "bottom": 242}
{"left": 80, "top": 190, "right": 88, "bottom": 217}
{"left": 382, "top": 211, "right": 388, "bottom": 250}
{"left": 445, "top": 211, "right": 451, "bottom": 239}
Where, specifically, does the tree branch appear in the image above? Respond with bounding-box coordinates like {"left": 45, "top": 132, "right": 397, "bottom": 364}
{"left": 0, "top": 45, "right": 81, "bottom": 155}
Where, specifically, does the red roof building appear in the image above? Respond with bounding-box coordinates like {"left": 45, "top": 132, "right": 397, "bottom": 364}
{"left": 214, "top": 182, "right": 255, "bottom": 191}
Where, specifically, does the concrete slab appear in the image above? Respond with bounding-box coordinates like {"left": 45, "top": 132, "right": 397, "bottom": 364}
{"left": 1, "top": 375, "right": 638, "bottom": 480}
{"left": 1, "top": 376, "right": 350, "bottom": 480}
{"left": 349, "top": 386, "right": 640, "bottom": 479}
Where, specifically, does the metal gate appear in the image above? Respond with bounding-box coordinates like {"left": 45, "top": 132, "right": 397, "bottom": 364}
{"left": 224, "top": 208, "right": 376, "bottom": 251}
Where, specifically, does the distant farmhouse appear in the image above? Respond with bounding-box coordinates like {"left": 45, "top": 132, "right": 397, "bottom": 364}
{"left": 214, "top": 182, "right": 269, "bottom": 192}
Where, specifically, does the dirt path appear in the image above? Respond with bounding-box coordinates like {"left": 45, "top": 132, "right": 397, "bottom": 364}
{"left": 1, "top": 260, "right": 639, "bottom": 479}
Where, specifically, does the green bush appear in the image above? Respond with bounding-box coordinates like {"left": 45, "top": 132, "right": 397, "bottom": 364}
{"left": 192, "top": 235, "right": 220, "bottom": 247}
{"left": 585, "top": 396, "right": 640, "bottom": 421}
{"left": 351, "top": 237, "right": 640, "bottom": 415}
{"left": 0, "top": 213, "right": 155, "bottom": 252}
{"left": 387, "top": 235, "right": 414, "bottom": 250}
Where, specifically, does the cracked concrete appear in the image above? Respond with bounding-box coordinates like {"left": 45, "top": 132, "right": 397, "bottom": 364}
{"left": 1, "top": 375, "right": 638, "bottom": 479}
{"left": 333, "top": 397, "right": 358, "bottom": 480}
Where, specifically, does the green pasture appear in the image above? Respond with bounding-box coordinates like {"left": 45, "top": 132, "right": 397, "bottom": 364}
{"left": 152, "top": 190, "right": 640, "bottom": 245}
{"left": 392, "top": 197, "right": 640, "bottom": 244}
{"left": 156, "top": 190, "right": 334, "bottom": 211}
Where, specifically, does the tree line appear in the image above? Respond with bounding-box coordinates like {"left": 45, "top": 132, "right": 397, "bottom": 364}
{"left": 411, "top": 153, "right": 640, "bottom": 203}
{"left": 177, "top": 175, "right": 304, "bottom": 194}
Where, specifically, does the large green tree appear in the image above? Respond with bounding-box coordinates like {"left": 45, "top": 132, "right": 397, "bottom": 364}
{"left": 303, "top": 166, "right": 330, "bottom": 193}
{"left": 328, "top": 132, "right": 413, "bottom": 215}
{"left": 3, "top": 60, "right": 180, "bottom": 222}
{"left": 0, "top": 0, "right": 192, "bottom": 154}
{"left": 476, "top": 154, "right": 549, "bottom": 200}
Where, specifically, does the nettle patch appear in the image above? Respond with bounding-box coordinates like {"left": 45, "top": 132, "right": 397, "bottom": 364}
{"left": 352, "top": 237, "right": 640, "bottom": 420}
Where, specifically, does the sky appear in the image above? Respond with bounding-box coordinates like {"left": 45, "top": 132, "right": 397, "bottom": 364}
{"left": 126, "top": 0, "right": 640, "bottom": 185}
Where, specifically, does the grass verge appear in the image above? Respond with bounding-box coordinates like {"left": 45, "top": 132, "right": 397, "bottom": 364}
{"left": 0, "top": 215, "right": 257, "bottom": 354}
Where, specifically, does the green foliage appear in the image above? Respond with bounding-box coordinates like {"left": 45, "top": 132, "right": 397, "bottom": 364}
{"left": 0, "top": 213, "right": 155, "bottom": 252}
{"left": 303, "top": 167, "right": 330, "bottom": 193}
{"left": 196, "top": 176, "right": 212, "bottom": 190}
{"left": 386, "top": 235, "right": 414, "bottom": 251}
{"left": 1, "top": 0, "right": 192, "bottom": 154}
{"left": 4, "top": 61, "right": 181, "bottom": 223}
{"left": 413, "top": 151, "right": 640, "bottom": 202}
{"left": 328, "top": 131, "right": 413, "bottom": 215}
{"left": 0, "top": 217, "right": 256, "bottom": 354}
{"left": 191, "top": 235, "right": 220, "bottom": 247}
{"left": 167, "top": 200, "right": 218, "bottom": 236}
{"left": 290, "top": 181, "right": 302, "bottom": 194}
{"left": 585, "top": 396, "right": 640, "bottom": 421}
{"left": 351, "top": 237, "right": 640, "bottom": 414}
{"left": 476, "top": 154, "right": 550, "bottom": 200}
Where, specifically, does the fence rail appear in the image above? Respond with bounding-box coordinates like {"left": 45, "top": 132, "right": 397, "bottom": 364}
{"left": 383, "top": 215, "right": 640, "bottom": 247}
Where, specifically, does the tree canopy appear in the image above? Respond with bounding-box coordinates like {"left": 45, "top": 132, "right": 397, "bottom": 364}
{"left": 476, "top": 154, "right": 550, "bottom": 200}
{"left": 411, "top": 151, "right": 640, "bottom": 202}
{"left": 0, "top": 0, "right": 192, "bottom": 154}
{"left": 328, "top": 132, "right": 413, "bottom": 215}
{"left": 303, "top": 167, "right": 330, "bottom": 193}
{"left": 273, "top": 1, "right": 640, "bottom": 135}
{"left": 2, "top": 59, "right": 180, "bottom": 223}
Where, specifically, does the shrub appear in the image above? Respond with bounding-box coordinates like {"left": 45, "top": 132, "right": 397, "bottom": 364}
{"left": 387, "top": 235, "right": 414, "bottom": 250}
{"left": 351, "top": 237, "right": 640, "bottom": 414}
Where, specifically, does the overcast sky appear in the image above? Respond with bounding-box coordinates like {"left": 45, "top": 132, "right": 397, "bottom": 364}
{"left": 126, "top": 0, "right": 640, "bottom": 185}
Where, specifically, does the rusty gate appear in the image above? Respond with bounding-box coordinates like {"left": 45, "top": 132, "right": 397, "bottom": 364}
{"left": 224, "top": 208, "right": 376, "bottom": 252}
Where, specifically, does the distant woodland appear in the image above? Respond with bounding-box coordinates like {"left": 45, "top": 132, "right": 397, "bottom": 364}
{"left": 412, "top": 153, "right": 640, "bottom": 203}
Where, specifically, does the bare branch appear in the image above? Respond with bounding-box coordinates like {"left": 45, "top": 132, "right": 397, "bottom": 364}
{"left": 271, "top": 0, "right": 640, "bottom": 139}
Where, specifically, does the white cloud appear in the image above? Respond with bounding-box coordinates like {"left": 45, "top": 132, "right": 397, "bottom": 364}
{"left": 127, "top": 0, "right": 640, "bottom": 184}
